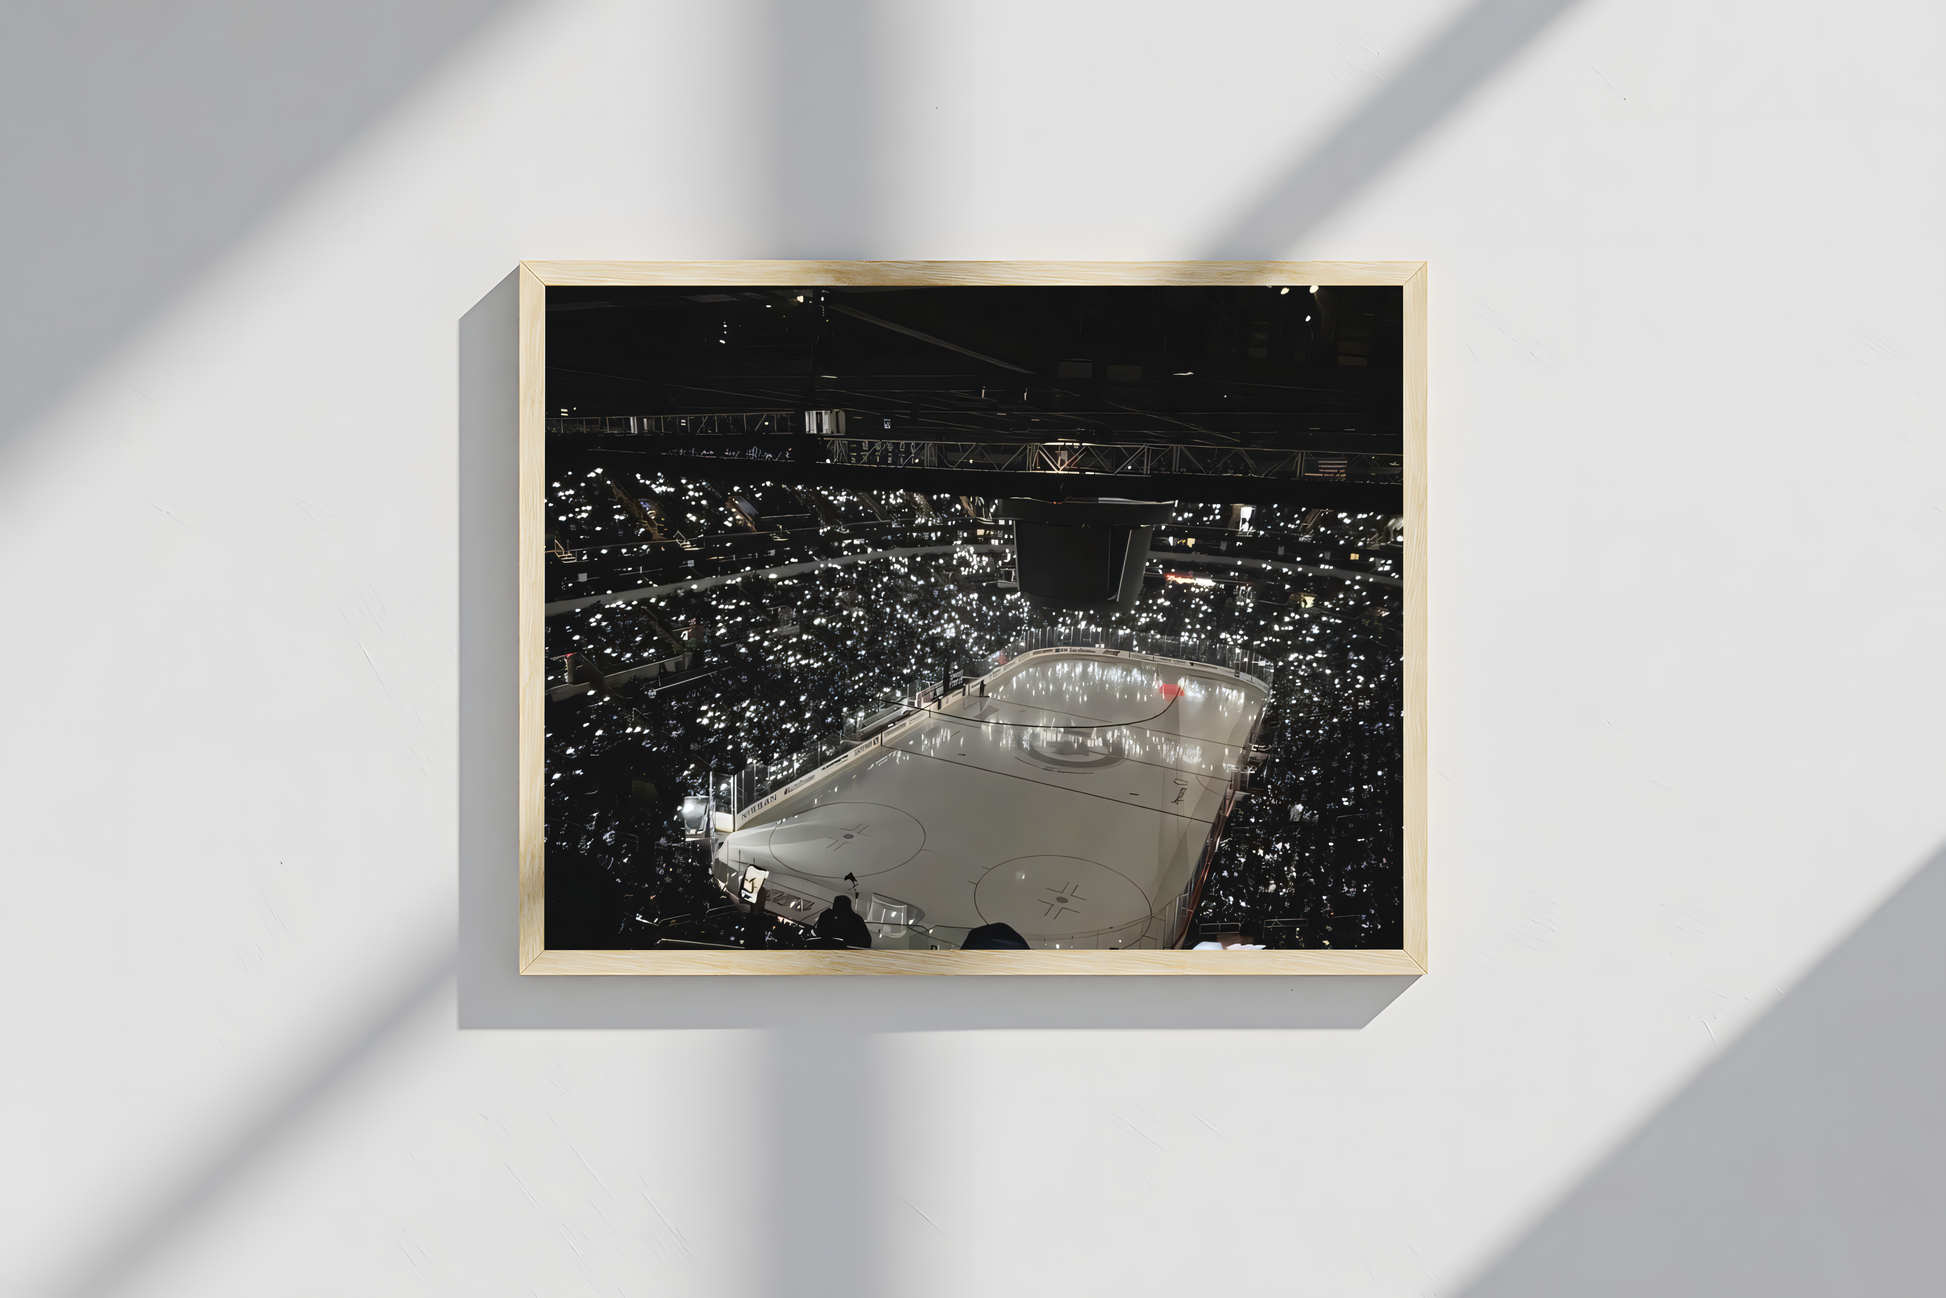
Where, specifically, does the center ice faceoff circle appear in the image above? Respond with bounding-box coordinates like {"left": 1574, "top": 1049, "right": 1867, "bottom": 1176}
{"left": 974, "top": 855, "right": 1151, "bottom": 942}
{"left": 1023, "top": 728, "right": 1126, "bottom": 770}
{"left": 761, "top": 802, "right": 925, "bottom": 879}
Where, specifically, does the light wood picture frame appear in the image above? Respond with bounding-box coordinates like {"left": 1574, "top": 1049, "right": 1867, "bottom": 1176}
{"left": 517, "top": 261, "right": 1426, "bottom": 975}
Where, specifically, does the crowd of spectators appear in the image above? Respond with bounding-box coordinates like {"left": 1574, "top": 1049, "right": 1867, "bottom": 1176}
{"left": 543, "top": 474, "right": 1402, "bottom": 951}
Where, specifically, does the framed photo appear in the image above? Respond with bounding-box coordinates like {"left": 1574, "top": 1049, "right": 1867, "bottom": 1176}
{"left": 515, "top": 261, "right": 1425, "bottom": 974}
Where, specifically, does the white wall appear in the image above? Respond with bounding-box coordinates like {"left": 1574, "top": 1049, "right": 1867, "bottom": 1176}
{"left": 5, "top": 2, "right": 1943, "bottom": 1294}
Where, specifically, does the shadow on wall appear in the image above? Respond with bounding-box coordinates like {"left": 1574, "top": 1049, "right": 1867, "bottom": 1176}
{"left": 0, "top": 0, "right": 522, "bottom": 462}
{"left": 763, "top": 1027, "right": 880, "bottom": 1298}
{"left": 1465, "top": 844, "right": 1946, "bottom": 1298}
{"left": 766, "top": 0, "right": 881, "bottom": 259}
{"left": 41, "top": 950, "right": 455, "bottom": 1298}
{"left": 1202, "top": 0, "right": 1584, "bottom": 258}
{"left": 469, "top": 971, "right": 1418, "bottom": 1032}
{"left": 759, "top": 0, "right": 1589, "bottom": 260}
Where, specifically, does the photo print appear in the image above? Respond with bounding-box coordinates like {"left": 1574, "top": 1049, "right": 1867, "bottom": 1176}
{"left": 521, "top": 264, "right": 1424, "bottom": 972}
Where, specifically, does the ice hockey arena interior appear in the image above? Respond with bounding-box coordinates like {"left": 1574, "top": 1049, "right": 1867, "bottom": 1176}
{"left": 542, "top": 282, "right": 1405, "bottom": 953}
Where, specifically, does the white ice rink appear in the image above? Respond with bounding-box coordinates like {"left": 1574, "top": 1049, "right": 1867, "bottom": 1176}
{"left": 714, "top": 648, "right": 1269, "bottom": 948}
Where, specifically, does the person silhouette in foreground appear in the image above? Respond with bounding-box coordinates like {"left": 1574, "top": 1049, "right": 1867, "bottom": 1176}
{"left": 814, "top": 894, "right": 874, "bottom": 949}
{"left": 962, "top": 921, "right": 1030, "bottom": 950}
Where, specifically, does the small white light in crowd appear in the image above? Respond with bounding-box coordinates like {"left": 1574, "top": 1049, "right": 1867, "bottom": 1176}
{"left": 1279, "top": 286, "right": 1290, "bottom": 295}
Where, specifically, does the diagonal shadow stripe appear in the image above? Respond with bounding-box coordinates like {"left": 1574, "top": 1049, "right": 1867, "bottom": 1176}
{"left": 763, "top": 1025, "right": 882, "bottom": 1297}
{"left": 1464, "top": 844, "right": 1946, "bottom": 1297}
{"left": 766, "top": 0, "right": 881, "bottom": 257}
{"left": 0, "top": 0, "right": 523, "bottom": 464}
{"left": 47, "top": 950, "right": 455, "bottom": 1298}
{"left": 1203, "top": 0, "right": 1588, "bottom": 257}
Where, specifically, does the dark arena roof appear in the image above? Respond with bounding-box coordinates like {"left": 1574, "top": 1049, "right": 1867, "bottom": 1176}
{"left": 546, "top": 282, "right": 1403, "bottom": 509}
